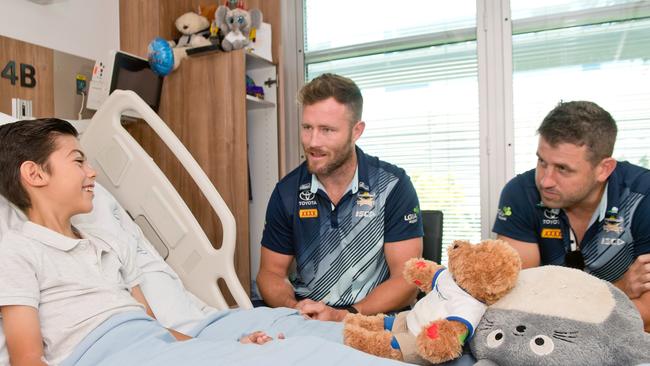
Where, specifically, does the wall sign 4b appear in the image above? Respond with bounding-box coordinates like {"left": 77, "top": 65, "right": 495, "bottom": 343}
{"left": 1, "top": 61, "right": 36, "bottom": 88}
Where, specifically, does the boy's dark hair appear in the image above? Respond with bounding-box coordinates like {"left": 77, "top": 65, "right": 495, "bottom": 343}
{"left": 0, "top": 118, "right": 78, "bottom": 210}
{"left": 298, "top": 73, "right": 363, "bottom": 124}
{"left": 537, "top": 101, "right": 617, "bottom": 165}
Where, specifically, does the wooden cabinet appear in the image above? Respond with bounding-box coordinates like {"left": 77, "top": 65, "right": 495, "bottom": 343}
{"left": 119, "top": 0, "right": 284, "bottom": 302}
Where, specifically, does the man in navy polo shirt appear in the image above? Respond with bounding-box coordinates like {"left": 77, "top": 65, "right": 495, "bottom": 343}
{"left": 257, "top": 73, "right": 423, "bottom": 322}
{"left": 493, "top": 101, "right": 650, "bottom": 330}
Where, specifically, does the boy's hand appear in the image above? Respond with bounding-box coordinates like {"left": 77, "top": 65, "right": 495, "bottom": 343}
{"left": 239, "top": 331, "right": 285, "bottom": 344}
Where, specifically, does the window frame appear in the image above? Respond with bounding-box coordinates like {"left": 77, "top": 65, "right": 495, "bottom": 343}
{"left": 284, "top": 0, "right": 650, "bottom": 240}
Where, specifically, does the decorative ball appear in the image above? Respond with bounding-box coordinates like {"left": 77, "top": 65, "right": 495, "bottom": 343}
{"left": 148, "top": 37, "right": 174, "bottom": 76}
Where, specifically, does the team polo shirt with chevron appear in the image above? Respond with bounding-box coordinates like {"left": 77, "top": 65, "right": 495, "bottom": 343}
{"left": 261, "top": 146, "right": 423, "bottom": 307}
{"left": 493, "top": 161, "right": 650, "bottom": 282}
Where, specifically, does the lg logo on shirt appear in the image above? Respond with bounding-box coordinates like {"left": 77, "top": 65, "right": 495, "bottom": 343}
{"left": 601, "top": 237, "right": 625, "bottom": 246}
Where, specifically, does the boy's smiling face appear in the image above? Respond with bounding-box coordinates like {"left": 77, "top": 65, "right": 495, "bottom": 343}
{"left": 40, "top": 135, "right": 96, "bottom": 216}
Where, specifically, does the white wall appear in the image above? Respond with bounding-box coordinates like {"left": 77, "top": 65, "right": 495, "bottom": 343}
{"left": 0, "top": 0, "right": 119, "bottom": 61}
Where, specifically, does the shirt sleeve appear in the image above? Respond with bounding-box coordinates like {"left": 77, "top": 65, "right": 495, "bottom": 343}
{"left": 0, "top": 236, "right": 40, "bottom": 309}
{"left": 492, "top": 176, "right": 539, "bottom": 244}
{"left": 631, "top": 195, "right": 650, "bottom": 257}
{"left": 117, "top": 226, "right": 144, "bottom": 289}
{"left": 260, "top": 185, "right": 295, "bottom": 255}
{"left": 384, "top": 173, "right": 424, "bottom": 243}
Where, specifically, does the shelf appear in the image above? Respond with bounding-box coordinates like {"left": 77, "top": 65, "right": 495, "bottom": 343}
{"left": 246, "top": 95, "right": 275, "bottom": 109}
{"left": 245, "top": 51, "right": 274, "bottom": 70}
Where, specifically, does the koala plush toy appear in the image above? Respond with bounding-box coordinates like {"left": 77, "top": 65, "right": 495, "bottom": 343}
{"left": 215, "top": 5, "right": 262, "bottom": 51}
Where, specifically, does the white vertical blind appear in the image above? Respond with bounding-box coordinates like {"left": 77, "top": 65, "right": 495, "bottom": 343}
{"left": 302, "top": 0, "right": 650, "bottom": 262}
{"left": 511, "top": 10, "right": 650, "bottom": 174}
{"left": 304, "top": 1, "right": 480, "bottom": 258}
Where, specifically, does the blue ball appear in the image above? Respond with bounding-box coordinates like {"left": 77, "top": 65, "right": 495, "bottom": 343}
{"left": 148, "top": 37, "right": 174, "bottom": 76}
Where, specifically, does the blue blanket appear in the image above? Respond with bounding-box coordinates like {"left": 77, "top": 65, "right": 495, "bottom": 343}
{"left": 62, "top": 308, "right": 412, "bottom": 366}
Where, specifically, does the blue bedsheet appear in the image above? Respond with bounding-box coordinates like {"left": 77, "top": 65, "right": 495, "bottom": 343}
{"left": 62, "top": 308, "right": 413, "bottom": 366}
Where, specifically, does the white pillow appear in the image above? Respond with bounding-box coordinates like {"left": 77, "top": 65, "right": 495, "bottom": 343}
{"left": 0, "top": 182, "right": 217, "bottom": 362}
{"left": 0, "top": 194, "right": 25, "bottom": 365}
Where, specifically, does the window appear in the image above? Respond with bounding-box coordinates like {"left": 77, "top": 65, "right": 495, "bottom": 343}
{"left": 304, "top": 1, "right": 481, "bottom": 253}
{"left": 511, "top": 1, "right": 650, "bottom": 173}
{"left": 300, "top": 0, "right": 650, "bottom": 258}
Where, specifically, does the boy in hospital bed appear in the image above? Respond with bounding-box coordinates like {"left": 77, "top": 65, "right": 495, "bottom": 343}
{"left": 0, "top": 118, "right": 408, "bottom": 366}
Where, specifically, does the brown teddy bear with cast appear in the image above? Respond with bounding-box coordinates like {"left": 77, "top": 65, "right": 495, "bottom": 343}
{"left": 343, "top": 239, "right": 521, "bottom": 365}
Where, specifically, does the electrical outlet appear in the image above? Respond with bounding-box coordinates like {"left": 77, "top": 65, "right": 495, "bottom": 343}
{"left": 76, "top": 74, "right": 88, "bottom": 95}
{"left": 11, "top": 98, "right": 32, "bottom": 119}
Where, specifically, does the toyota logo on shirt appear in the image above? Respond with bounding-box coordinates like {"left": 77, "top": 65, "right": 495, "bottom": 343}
{"left": 299, "top": 190, "right": 315, "bottom": 201}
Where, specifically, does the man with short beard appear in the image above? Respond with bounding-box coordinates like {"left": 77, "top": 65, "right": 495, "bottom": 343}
{"left": 493, "top": 101, "right": 650, "bottom": 331}
{"left": 257, "top": 73, "right": 424, "bottom": 322}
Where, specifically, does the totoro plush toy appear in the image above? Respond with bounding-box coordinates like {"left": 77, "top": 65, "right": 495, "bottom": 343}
{"left": 470, "top": 265, "right": 650, "bottom": 366}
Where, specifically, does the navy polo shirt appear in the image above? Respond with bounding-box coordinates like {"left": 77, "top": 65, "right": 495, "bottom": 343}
{"left": 261, "top": 146, "right": 423, "bottom": 307}
{"left": 493, "top": 161, "right": 650, "bottom": 282}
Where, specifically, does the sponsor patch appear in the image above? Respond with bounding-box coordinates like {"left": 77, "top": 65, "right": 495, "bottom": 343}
{"left": 299, "top": 190, "right": 315, "bottom": 201}
{"left": 601, "top": 237, "right": 625, "bottom": 246}
{"left": 497, "top": 206, "right": 512, "bottom": 221}
{"left": 355, "top": 210, "right": 376, "bottom": 218}
{"left": 541, "top": 228, "right": 562, "bottom": 239}
{"left": 544, "top": 208, "right": 560, "bottom": 220}
{"left": 404, "top": 206, "right": 420, "bottom": 224}
{"left": 299, "top": 209, "right": 318, "bottom": 218}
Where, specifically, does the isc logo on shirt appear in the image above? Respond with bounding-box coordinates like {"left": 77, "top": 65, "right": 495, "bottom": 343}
{"left": 541, "top": 228, "right": 562, "bottom": 239}
{"left": 299, "top": 209, "right": 318, "bottom": 218}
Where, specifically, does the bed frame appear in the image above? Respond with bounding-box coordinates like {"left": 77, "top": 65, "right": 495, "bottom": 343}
{"left": 80, "top": 90, "right": 252, "bottom": 310}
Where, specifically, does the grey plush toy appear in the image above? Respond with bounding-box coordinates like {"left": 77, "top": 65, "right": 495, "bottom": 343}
{"left": 215, "top": 5, "right": 262, "bottom": 51}
{"left": 470, "top": 265, "right": 650, "bottom": 366}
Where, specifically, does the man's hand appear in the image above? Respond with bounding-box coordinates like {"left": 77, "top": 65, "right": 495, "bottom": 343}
{"left": 615, "top": 254, "right": 650, "bottom": 299}
{"left": 239, "top": 331, "right": 285, "bottom": 345}
{"left": 295, "top": 299, "right": 348, "bottom": 321}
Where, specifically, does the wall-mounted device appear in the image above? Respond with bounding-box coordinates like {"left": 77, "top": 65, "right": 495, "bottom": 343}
{"left": 87, "top": 50, "right": 163, "bottom": 116}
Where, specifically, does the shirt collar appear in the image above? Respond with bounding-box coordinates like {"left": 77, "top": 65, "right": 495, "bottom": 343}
{"left": 22, "top": 221, "right": 89, "bottom": 251}
{"left": 310, "top": 166, "right": 359, "bottom": 195}
{"left": 588, "top": 182, "right": 609, "bottom": 227}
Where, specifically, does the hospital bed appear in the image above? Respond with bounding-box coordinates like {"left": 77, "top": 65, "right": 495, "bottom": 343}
{"left": 77, "top": 90, "right": 251, "bottom": 310}
{"left": 0, "top": 90, "right": 252, "bottom": 363}
{"left": 0, "top": 92, "right": 413, "bottom": 366}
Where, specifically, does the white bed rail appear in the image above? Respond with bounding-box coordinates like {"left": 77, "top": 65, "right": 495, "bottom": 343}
{"left": 80, "top": 90, "right": 252, "bottom": 310}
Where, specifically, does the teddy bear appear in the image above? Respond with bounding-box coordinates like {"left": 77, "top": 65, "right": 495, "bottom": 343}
{"left": 169, "top": 11, "right": 212, "bottom": 69}
{"left": 148, "top": 11, "right": 213, "bottom": 76}
{"left": 214, "top": 5, "right": 262, "bottom": 51}
{"left": 343, "top": 239, "right": 521, "bottom": 365}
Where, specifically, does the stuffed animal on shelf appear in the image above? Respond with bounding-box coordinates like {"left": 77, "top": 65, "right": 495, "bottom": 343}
{"left": 215, "top": 5, "right": 262, "bottom": 51}
{"left": 343, "top": 239, "right": 521, "bottom": 365}
{"left": 169, "top": 11, "right": 212, "bottom": 68}
{"left": 470, "top": 265, "right": 650, "bottom": 366}
{"left": 148, "top": 11, "right": 212, "bottom": 76}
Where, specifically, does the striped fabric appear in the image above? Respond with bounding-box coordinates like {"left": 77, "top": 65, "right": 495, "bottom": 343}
{"left": 493, "top": 161, "right": 650, "bottom": 282}
{"left": 262, "top": 147, "right": 423, "bottom": 306}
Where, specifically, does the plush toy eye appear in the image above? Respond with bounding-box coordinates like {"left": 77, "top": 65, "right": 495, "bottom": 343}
{"left": 529, "top": 335, "right": 554, "bottom": 356}
{"left": 486, "top": 329, "right": 504, "bottom": 348}
{"left": 237, "top": 16, "right": 245, "bottom": 24}
{"left": 227, "top": 16, "right": 234, "bottom": 24}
